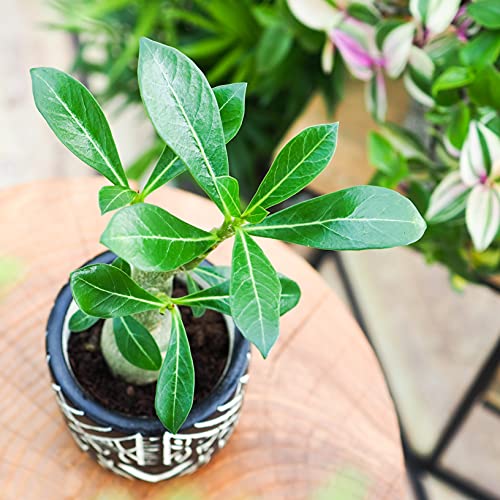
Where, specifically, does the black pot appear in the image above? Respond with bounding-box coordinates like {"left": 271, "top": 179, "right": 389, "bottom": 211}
{"left": 46, "top": 252, "right": 251, "bottom": 482}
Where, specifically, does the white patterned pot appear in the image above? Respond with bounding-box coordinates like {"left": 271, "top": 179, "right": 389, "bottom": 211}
{"left": 46, "top": 252, "right": 251, "bottom": 482}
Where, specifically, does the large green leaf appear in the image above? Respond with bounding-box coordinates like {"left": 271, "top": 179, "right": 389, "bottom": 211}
{"left": 113, "top": 316, "right": 162, "bottom": 371}
{"left": 31, "top": 67, "right": 127, "bottom": 187}
{"left": 155, "top": 306, "right": 195, "bottom": 433}
{"left": 101, "top": 204, "right": 217, "bottom": 272}
{"left": 230, "top": 231, "right": 281, "bottom": 358}
{"left": 98, "top": 185, "right": 137, "bottom": 215}
{"left": 141, "top": 146, "right": 187, "bottom": 198}
{"left": 138, "top": 38, "right": 230, "bottom": 214}
{"left": 70, "top": 264, "right": 165, "bottom": 318}
{"left": 245, "top": 186, "right": 426, "bottom": 250}
{"left": 141, "top": 84, "right": 246, "bottom": 199}
{"left": 245, "top": 124, "right": 338, "bottom": 214}
{"left": 213, "top": 83, "right": 247, "bottom": 143}
{"left": 68, "top": 309, "right": 99, "bottom": 332}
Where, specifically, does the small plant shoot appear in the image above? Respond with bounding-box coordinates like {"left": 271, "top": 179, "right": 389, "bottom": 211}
{"left": 31, "top": 38, "right": 426, "bottom": 433}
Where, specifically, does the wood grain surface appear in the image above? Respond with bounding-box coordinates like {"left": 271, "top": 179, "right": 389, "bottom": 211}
{"left": 0, "top": 178, "right": 406, "bottom": 499}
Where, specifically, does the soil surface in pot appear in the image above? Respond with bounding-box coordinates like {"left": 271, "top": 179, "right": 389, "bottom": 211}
{"left": 68, "top": 283, "right": 229, "bottom": 418}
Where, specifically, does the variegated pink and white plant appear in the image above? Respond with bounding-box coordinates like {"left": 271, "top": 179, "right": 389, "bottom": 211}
{"left": 288, "top": 0, "right": 500, "bottom": 284}
{"left": 427, "top": 121, "right": 500, "bottom": 251}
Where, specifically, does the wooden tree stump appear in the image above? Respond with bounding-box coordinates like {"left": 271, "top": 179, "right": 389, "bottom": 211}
{"left": 0, "top": 178, "right": 406, "bottom": 499}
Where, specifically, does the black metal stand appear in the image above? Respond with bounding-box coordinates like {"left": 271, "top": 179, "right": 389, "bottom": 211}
{"left": 307, "top": 249, "right": 500, "bottom": 500}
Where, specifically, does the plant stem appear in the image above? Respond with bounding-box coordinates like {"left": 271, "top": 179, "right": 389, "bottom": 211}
{"left": 100, "top": 216, "right": 242, "bottom": 385}
{"left": 100, "top": 268, "right": 174, "bottom": 385}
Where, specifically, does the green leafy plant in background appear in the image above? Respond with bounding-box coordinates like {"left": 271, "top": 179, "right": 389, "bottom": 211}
{"left": 32, "top": 38, "right": 425, "bottom": 432}
{"left": 49, "top": 0, "right": 346, "bottom": 198}
{"left": 288, "top": 0, "right": 500, "bottom": 289}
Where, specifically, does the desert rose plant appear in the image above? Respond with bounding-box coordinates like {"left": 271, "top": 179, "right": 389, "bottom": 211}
{"left": 31, "top": 38, "right": 425, "bottom": 433}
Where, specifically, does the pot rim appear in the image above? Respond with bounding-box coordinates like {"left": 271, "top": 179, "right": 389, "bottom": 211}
{"left": 46, "top": 251, "right": 250, "bottom": 435}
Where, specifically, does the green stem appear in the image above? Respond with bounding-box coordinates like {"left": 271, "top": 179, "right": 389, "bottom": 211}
{"left": 100, "top": 215, "right": 243, "bottom": 384}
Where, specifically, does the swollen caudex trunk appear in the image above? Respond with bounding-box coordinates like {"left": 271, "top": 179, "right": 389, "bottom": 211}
{"left": 100, "top": 268, "right": 174, "bottom": 385}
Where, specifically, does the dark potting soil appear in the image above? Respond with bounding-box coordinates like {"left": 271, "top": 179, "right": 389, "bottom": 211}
{"left": 67, "top": 282, "right": 229, "bottom": 418}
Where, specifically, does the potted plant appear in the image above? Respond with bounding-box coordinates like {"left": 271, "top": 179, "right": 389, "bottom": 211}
{"left": 287, "top": 0, "right": 500, "bottom": 289}
{"left": 32, "top": 38, "right": 425, "bottom": 482}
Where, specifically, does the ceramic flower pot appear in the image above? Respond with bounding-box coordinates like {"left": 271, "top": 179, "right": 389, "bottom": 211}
{"left": 46, "top": 252, "right": 251, "bottom": 482}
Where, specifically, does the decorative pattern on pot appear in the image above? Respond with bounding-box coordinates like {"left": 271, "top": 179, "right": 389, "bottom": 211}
{"left": 50, "top": 365, "right": 249, "bottom": 482}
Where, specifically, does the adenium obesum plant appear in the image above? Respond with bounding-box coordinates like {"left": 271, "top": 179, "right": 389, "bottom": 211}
{"left": 31, "top": 38, "right": 425, "bottom": 433}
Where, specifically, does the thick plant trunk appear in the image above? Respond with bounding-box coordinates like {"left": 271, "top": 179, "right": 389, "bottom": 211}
{"left": 101, "top": 268, "right": 174, "bottom": 385}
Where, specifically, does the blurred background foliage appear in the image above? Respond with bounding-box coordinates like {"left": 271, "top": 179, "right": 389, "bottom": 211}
{"left": 49, "top": 0, "right": 346, "bottom": 198}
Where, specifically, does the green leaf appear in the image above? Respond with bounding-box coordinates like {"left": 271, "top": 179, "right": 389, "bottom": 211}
{"left": 230, "top": 231, "right": 281, "bottom": 358}
{"left": 468, "top": 65, "right": 500, "bottom": 109}
{"left": 111, "top": 257, "right": 131, "bottom": 276}
{"left": 279, "top": 276, "right": 301, "bottom": 316}
{"left": 113, "top": 316, "right": 162, "bottom": 370}
{"left": 245, "top": 186, "right": 427, "bottom": 250}
{"left": 379, "top": 122, "right": 430, "bottom": 164}
{"left": 68, "top": 309, "right": 99, "bottom": 332}
{"left": 213, "top": 83, "right": 247, "bottom": 143}
{"left": 138, "top": 38, "right": 230, "bottom": 215}
{"left": 246, "top": 123, "right": 338, "bottom": 214}
{"left": 191, "top": 266, "right": 300, "bottom": 316}
{"left": 467, "top": 0, "right": 500, "bottom": 29}
{"left": 460, "top": 31, "right": 500, "bottom": 69}
{"left": 101, "top": 204, "right": 217, "bottom": 272}
{"left": 185, "top": 273, "right": 206, "bottom": 318}
{"left": 256, "top": 24, "right": 293, "bottom": 74}
{"left": 141, "top": 84, "right": 246, "bottom": 199}
{"left": 155, "top": 306, "right": 195, "bottom": 433}
{"left": 191, "top": 265, "right": 231, "bottom": 287}
{"left": 70, "top": 263, "right": 165, "bottom": 318}
{"left": 141, "top": 146, "right": 187, "bottom": 198}
{"left": 30, "top": 67, "right": 128, "bottom": 187}
{"left": 244, "top": 205, "right": 269, "bottom": 224}
{"left": 432, "top": 66, "right": 475, "bottom": 96}
{"left": 174, "top": 280, "right": 231, "bottom": 316}
{"left": 347, "top": 3, "right": 381, "bottom": 24}
{"left": 216, "top": 176, "right": 241, "bottom": 217}
{"left": 98, "top": 185, "right": 137, "bottom": 215}
{"left": 368, "top": 131, "right": 404, "bottom": 176}
{"left": 447, "top": 104, "right": 470, "bottom": 149}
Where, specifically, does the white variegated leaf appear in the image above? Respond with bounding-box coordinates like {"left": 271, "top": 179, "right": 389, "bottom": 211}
{"left": 466, "top": 184, "right": 500, "bottom": 251}
{"left": 403, "top": 46, "right": 434, "bottom": 107}
{"left": 321, "top": 38, "right": 335, "bottom": 74}
{"left": 409, "top": 0, "right": 424, "bottom": 25}
{"left": 383, "top": 23, "right": 415, "bottom": 79}
{"left": 425, "top": 0, "right": 461, "bottom": 35}
{"left": 426, "top": 171, "right": 470, "bottom": 223}
{"left": 331, "top": 23, "right": 375, "bottom": 81}
{"left": 286, "top": 0, "right": 341, "bottom": 31}
{"left": 365, "top": 70, "right": 387, "bottom": 122}
{"left": 409, "top": 46, "right": 434, "bottom": 79}
{"left": 404, "top": 72, "right": 434, "bottom": 107}
{"left": 478, "top": 122, "right": 500, "bottom": 177}
{"left": 460, "top": 121, "right": 489, "bottom": 186}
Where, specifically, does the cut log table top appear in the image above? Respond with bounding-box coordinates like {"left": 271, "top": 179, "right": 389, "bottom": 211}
{"left": 0, "top": 178, "right": 405, "bottom": 499}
